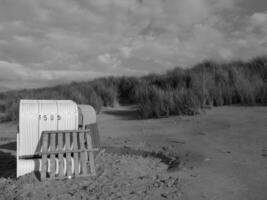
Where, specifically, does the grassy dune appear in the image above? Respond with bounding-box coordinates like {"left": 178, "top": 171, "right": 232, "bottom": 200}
{"left": 0, "top": 56, "right": 266, "bottom": 121}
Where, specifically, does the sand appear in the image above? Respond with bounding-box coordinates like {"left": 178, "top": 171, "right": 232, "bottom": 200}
{"left": 0, "top": 106, "right": 267, "bottom": 200}
{"left": 0, "top": 152, "right": 181, "bottom": 200}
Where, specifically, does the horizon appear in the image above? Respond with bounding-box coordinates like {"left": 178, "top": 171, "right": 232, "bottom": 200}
{"left": 0, "top": 0, "right": 267, "bottom": 90}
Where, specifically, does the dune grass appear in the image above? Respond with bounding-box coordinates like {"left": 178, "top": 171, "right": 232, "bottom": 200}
{"left": 0, "top": 56, "right": 266, "bottom": 121}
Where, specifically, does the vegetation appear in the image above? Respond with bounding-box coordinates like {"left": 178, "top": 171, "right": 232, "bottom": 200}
{"left": 0, "top": 56, "right": 266, "bottom": 121}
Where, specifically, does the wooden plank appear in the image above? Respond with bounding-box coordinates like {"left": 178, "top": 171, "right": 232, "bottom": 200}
{"left": 38, "top": 148, "right": 98, "bottom": 155}
{"left": 57, "top": 132, "right": 64, "bottom": 177}
{"left": 53, "top": 173, "right": 93, "bottom": 180}
{"left": 19, "top": 148, "right": 99, "bottom": 159}
{"left": 72, "top": 132, "right": 79, "bottom": 176}
{"left": 79, "top": 131, "right": 87, "bottom": 175}
{"left": 92, "top": 123, "right": 100, "bottom": 148}
{"left": 83, "top": 133, "right": 88, "bottom": 175}
{"left": 43, "top": 129, "right": 90, "bottom": 134}
{"left": 41, "top": 133, "right": 49, "bottom": 180}
{"left": 92, "top": 123, "right": 100, "bottom": 158}
{"left": 86, "top": 131, "right": 96, "bottom": 176}
{"left": 65, "top": 132, "right": 72, "bottom": 177}
{"left": 85, "top": 123, "right": 100, "bottom": 158}
{"left": 50, "top": 133, "right": 56, "bottom": 178}
{"left": 19, "top": 155, "right": 41, "bottom": 159}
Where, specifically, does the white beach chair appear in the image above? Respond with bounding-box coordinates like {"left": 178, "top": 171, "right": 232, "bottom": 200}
{"left": 17, "top": 100, "right": 79, "bottom": 177}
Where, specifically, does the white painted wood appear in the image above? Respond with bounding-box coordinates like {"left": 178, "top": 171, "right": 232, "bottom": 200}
{"left": 17, "top": 99, "right": 79, "bottom": 177}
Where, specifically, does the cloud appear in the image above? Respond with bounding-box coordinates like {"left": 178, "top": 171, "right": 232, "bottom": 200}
{"left": 249, "top": 12, "right": 267, "bottom": 34}
{"left": 0, "top": 61, "right": 33, "bottom": 81}
{"left": 0, "top": 60, "right": 111, "bottom": 90}
{"left": 36, "top": 69, "right": 106, "bottom": 81}
{"left": 0, "top": 0, "right": 266, "bottom": 89}
{"left": 97, "top": 53, "right": 121, "bottom": 68}
{"left": 120, "top": 46, "right": 132, "bottom": 58}
{"left": 251, "top": 13, "right": 267, "bottom": 25}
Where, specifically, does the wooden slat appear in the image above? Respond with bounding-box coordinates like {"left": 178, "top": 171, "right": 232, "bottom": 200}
{"left": 86, "top": 132, "right": 96, "bottom": 175}
{"left": 72, "top": 132, "right": 79, "bottom": 176}
{"left": 53, "top": 173, "right": 94, "bottom": 180}
{"left": 94, "top": 123, "right": 100, "bottom": 147}
{"left": 79, "top": 132, "right": 87, "bottom": 175}
{"left": 39, "top": 148, "right": 98, "bottom": 155}
{"left": 43, "top": 129, "right": 90, "bottom": 134}
{"left": 50, "top": 133, "right": 56, "bottom": 178}
{"left": 92, "top": 123, "right": 100, "bottom": 148}
{"left": 19, "top": 148, "right": 99, "bottom": 159}
{"left": 85, "top": 123, "right": 100, "bottom": 158}
{"left": 58, "top": 132, "right": 64, "bottom": 177}
{"left": 83, "top": 133, "right": 88, "bottom": 175}
{"left": 65, "top": 132, "right": 72, "bottom": 177}
{"left": 19, "top": 155, "right": 40, "bottom": 159}
{"left": 41, "top": 133, "right": 49, "bottom": 180}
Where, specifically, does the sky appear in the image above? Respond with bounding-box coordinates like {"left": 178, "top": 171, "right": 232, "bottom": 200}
{"left": 0, "top": 0, "right": 267, "bottom": 90}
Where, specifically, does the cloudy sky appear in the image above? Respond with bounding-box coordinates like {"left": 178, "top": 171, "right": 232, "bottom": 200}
{"left": 0, "top": 0, "right": 267, "bottom": 90}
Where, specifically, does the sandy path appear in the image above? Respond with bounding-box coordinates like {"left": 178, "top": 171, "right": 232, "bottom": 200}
{"left": 99, "top": 106, "right": 267, "bottom": 200}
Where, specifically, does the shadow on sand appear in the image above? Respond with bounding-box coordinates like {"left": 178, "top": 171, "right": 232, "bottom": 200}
{"left": 103, "top": 109, "right": 140, "bottom": 120}
{"left": 0, "top": 141, "right": 42, "bottom": 180}
{"left": 0, "top": 151, "right": 16, "bottom": 178}
{"left": 0, "top": 141, "right": 16, "bottom": 151}
{"left": 103, "top": 145, "right": 181, "bottom": 171}
{"left": 0, "top": 142, "right": 16, "bottom": 178}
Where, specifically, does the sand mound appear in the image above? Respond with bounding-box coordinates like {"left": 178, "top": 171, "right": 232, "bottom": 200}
{"left": 0, "top": 152, "right": 181, "bottom": 200}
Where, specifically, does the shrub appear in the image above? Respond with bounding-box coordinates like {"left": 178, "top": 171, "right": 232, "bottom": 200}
{"left": 118, "top": 77, "right": 140, "bottom": 104}
{"left": 91, "top": 81, "right": 117, "bottom": 107}
{"left": 0, "top": 56, "right": 266, "bottom": 121}
{"left": 134, "top": 83, "right": 201, "bottom": 118}
{"left": 4, "top": 100, "right": 19, "bottom": 121}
